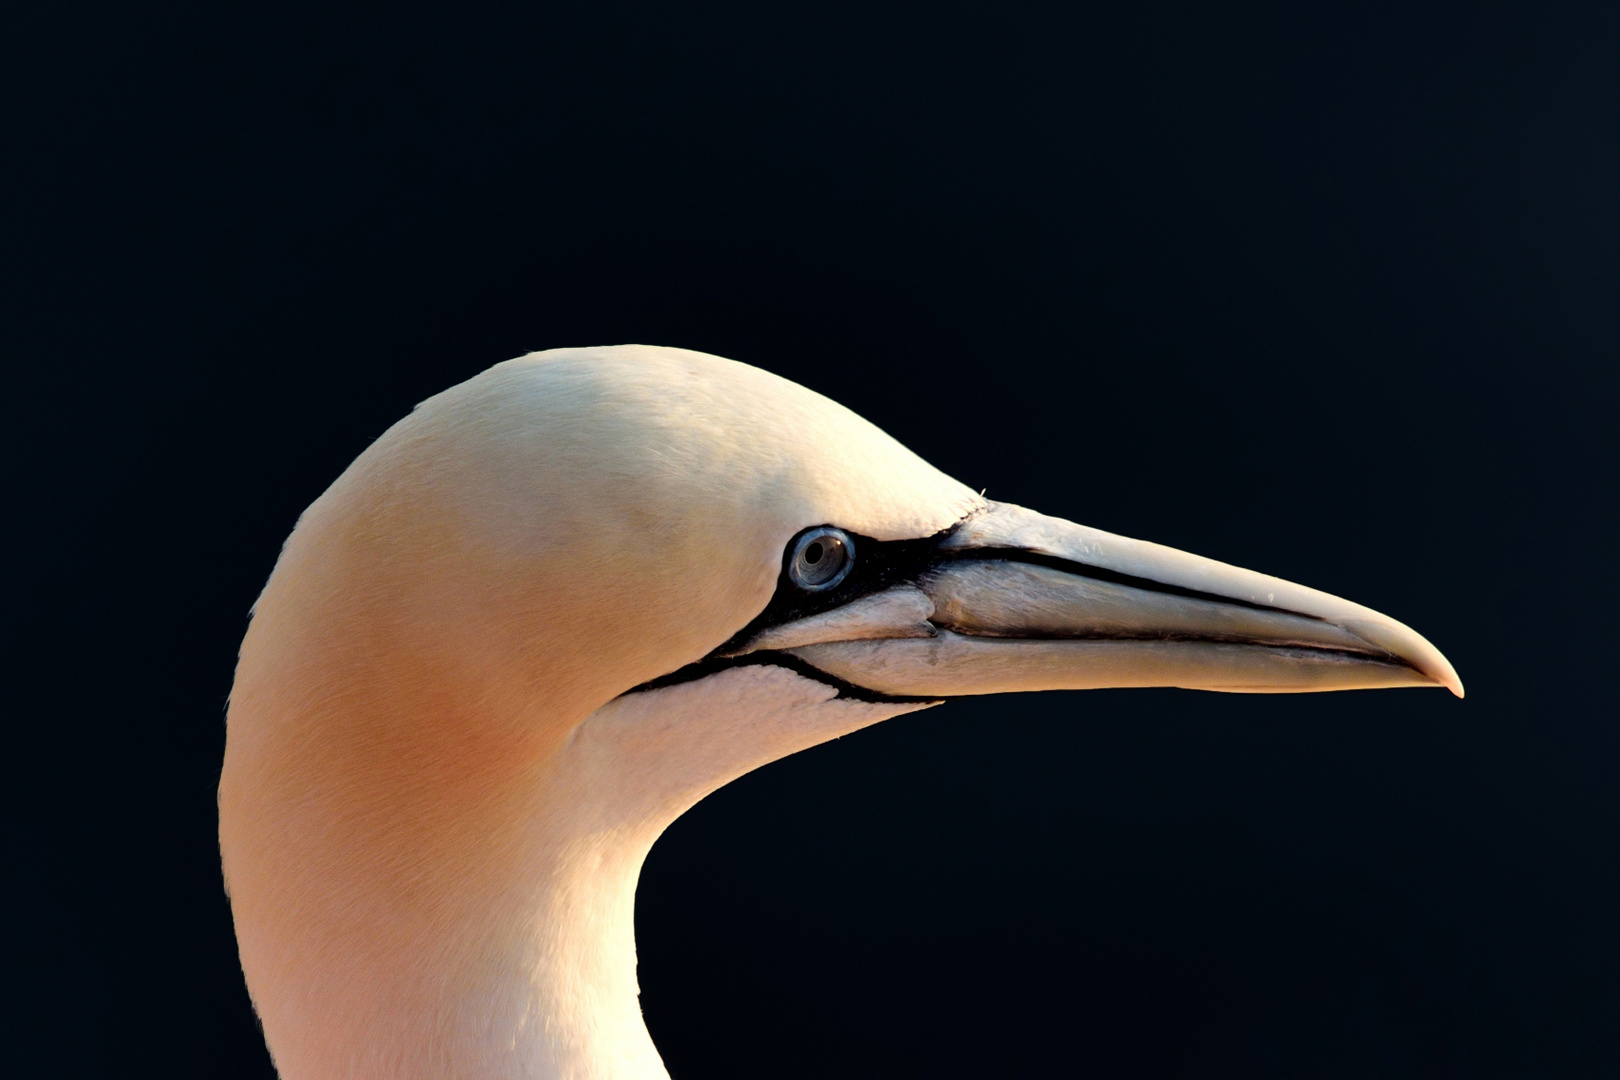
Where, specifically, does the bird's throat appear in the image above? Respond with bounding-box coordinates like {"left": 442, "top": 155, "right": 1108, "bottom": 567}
{"left": 225, "top": 662, "right": 929, "bottom": 1080}
{"left": 505, "top": 665, "right": 932, "bottom": 1079}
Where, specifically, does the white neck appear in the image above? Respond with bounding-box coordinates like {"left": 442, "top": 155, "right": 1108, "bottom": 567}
{"left": 243, "top": 665, "right": 929, "bottom": 1080}
{"left": 511, "top": 665, "right": 929, "bottom": 1080}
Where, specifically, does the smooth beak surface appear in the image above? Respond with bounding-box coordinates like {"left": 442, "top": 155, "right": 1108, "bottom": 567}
{"left": 787, "top": 502, "right": 1463, "bottom": 699}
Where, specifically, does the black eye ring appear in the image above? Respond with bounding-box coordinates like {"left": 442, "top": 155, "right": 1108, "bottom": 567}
{"left": 788, "top": 526, "right": 855, "bottom": 592}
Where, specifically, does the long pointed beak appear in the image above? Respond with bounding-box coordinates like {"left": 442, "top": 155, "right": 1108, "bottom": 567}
{"left": 786, "top": 502, "right": 1463, "bottom": 699}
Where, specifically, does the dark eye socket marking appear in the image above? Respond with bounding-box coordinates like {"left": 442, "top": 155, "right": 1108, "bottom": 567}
{"left": 627, "top": 524, "right": 949, "bottom": 704}
{"left": 711, "top": 525, "right": 942, "bottom": 657}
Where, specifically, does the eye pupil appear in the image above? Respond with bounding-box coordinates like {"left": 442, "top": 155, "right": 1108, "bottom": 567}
{"left": 788, "top": 527, "right": 855, "bottom": 591}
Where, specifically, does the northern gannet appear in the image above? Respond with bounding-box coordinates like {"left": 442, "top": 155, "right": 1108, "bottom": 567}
{"left": 218, "top": 345, "right": 1461, "bottom": 1080}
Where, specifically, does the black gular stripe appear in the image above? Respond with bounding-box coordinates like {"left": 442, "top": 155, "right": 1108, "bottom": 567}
{"left": 626, "top": 650, "right": 942, "bottom": 704}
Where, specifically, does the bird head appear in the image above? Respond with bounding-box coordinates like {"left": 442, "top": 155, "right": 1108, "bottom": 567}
{"left": 219, "top": 344, "right": 1459, "bottom": 1080}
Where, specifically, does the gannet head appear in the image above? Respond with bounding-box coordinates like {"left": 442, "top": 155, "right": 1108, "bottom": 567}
{"left": 219, "top": 345, "right": 1459, "bottom": 1080}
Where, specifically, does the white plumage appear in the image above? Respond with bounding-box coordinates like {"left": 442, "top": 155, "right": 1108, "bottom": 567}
{"left": 220, "top": 345, "right": 1459, "bottom": 1079}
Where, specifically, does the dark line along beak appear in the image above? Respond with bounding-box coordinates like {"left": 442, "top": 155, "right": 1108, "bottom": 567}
{"left": 783, "top": 502, "right": 1463, "bottom": 699}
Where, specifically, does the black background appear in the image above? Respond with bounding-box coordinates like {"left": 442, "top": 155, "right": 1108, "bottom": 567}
{"left": 10, "top": 2, "right": 1618, "bottom": 1077}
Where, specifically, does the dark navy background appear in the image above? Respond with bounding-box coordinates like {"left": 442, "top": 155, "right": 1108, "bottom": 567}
{"left": 10, "top": 3, "right": 1616, "bottom": 1076}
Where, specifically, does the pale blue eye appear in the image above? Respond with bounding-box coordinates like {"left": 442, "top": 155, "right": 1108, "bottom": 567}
{"left": 789, "top": 527, "right": 855, "bottom": 591}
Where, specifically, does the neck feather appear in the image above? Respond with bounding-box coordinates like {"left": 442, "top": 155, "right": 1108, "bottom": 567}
{"left": 226, "top": 663, "right": 928, "bottom": 1080}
